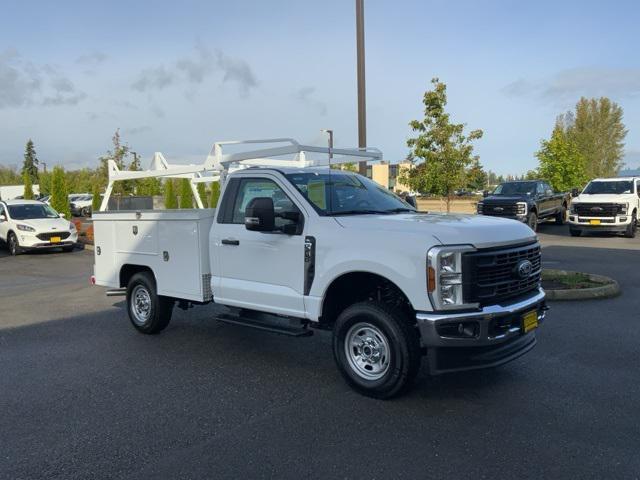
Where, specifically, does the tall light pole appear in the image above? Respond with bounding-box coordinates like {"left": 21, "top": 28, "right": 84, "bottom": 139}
{"left": 356, "top": 0, "right": 367, "bottom": 175}
{"left": 321, "top": 129, "right": 334, "bottom": 162}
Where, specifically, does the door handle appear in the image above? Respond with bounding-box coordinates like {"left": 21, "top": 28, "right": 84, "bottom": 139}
{"left": 221, "top": 238, "right": 240, "bottom": 246}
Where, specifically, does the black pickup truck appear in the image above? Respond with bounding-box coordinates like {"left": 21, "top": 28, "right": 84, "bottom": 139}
{"left": 477, "top": 180, "right": 570, "bottom": 231}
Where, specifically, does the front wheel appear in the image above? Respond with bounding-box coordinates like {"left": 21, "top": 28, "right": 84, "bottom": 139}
{"left": 624, "top": 212, "right": 637, "bottom": 238}
{"left": 333, "top": 301, "right": 421, "bottom": 399}
{"left": 8, "top": 232, "right": 21, "bottom": 256}
{"left": 555, "top": 205, "right": 567, "bottom": 225}
{"left": 126, "top": 272, "right": 173, "bottom": 334}
{"left": 527, "top": 212, "right": 538, "bottom": 232}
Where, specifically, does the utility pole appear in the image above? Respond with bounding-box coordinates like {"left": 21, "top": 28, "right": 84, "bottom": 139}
{"left": 356, "top": 0, "right": 367, "bottom": 176}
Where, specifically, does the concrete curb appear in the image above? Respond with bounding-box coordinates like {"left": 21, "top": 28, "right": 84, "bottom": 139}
{"left": 543, "top": 269, "right": 620, "bottom": 301}
{"left": 79, "top": 243, "right": 94, "bottom": 251}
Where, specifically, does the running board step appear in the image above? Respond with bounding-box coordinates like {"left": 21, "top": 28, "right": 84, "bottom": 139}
{"left": 214, "top": 313, "right": 313, "bottom": 337}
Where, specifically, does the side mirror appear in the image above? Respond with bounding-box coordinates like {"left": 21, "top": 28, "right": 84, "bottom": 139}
{"left": 59, "top": 213, "right": 66, "bottom": 218}
{"left": 245, "top": 197, "right": 275, "bottom": 232}
{"left": 482, "top": 190, "right": 489, "bottom": 198}
{"left": 0, "top": 214, "right": 6, "bottom": 222}
{"left": 545, "top": 190, "right": 553, "bottom": 196}
{"left": 571, "top": 188, "right": 579, "bottom": 198}
{"left": 405, "top": 195, "right": 417, "bottom": 208}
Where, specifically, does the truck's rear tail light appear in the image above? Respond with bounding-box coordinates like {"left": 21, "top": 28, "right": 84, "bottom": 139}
{"left": 427, "top": 267, "right": 436, "bottom": 292}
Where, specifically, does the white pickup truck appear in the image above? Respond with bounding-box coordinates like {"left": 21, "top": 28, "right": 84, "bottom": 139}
{"left": 568, "top": 177, "right": 639, "bottom": 238}
{"left": 92, "top": 139, "right": 547, "bottom": 398}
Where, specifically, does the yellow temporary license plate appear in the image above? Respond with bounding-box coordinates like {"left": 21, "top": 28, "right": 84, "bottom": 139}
{"left": 522, "top": 310, "right": 538, "bottom": 333}
{"left": 589, "top": 219, "right": 601, "bottom": 225}
{"left": 50, "top": 236, "right": 61, "bottom": 243}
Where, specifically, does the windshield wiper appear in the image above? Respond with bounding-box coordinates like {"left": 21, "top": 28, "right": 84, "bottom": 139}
{"left": 327, "top": 209, "right": 389, "bottom": 216}
{"left": 384, "top": 208, "right": 416, "bottom": 214}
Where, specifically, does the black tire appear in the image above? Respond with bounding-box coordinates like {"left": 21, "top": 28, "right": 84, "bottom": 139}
{"left": 624, "top": 212, "right": 637, "bottom": 238}
{"left": 8, "top": 232, "right": 21, "bottom": 256}
{"left": 569, "top": 228, "right": 582, "bottom": 237}
{"left": 82, "top": 207, "right": 91, "bottom": 217}
{"left": 527, "top": 212, "right": 538, "bottom": 232}
{"left": 62, "top": 245, "right": 75, "bottom": 252}
{"left": 555, "top": 205, "right": 567, "bottom": 225}
{"left": 126, "top": 272, "right": 173, "bottom": 334}
{"left": 333, "top": 301, "right": 421, "bottom": 399}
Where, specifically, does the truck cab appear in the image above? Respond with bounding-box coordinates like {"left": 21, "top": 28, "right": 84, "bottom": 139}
{"left": 92, "top": 139, "right": 547, "bottom": 398}
{"left": 568, "top": 177, "right": 640, "bottom": 237}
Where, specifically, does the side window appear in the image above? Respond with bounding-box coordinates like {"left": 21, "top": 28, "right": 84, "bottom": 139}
{"left": 536, "top": 183, "right": 545, "bottom": 195}
{"left": 544, "top": 182, "right": 553, "bottom": 193}
{"left": 231, "top": 178, "right": 300, "bottom": 228}
{"left": 0, "top": 204, "right": 5, "bottom": 218}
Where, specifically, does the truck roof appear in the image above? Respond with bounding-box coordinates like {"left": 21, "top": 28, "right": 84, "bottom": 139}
{"left": 230, "top": 166, "right": 357, "bottom": 176}
{"left": 591, "top": 177, "right": 638, "bottom": 181}
{"left": 1, "top": 199, "right": 45, "bottom": 206}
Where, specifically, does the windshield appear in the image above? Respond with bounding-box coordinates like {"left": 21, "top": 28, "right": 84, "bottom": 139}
{"left": 492, "top": 182, "right": 536, "bottom": 195}
{"left": 582, "top": 181, "right": 633, "bottom": 195}
{"left": 285, "top": 172, "right": 415, "bottom": 215}
{"left": 8, "top": 203, "right": 60, "bottom": 220}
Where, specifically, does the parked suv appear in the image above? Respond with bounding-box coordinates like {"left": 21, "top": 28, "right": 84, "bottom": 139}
{"left": 477, "top": 180, "right": 570, "bottom": 231}
{"left": 568, "top": 177, "right": 639, "bottom": 237}
{"left": 0, "top": 200, "right": 77, "bottom": 255}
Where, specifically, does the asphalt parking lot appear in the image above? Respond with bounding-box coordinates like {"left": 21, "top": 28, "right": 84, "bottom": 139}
{"left": 1, "top": 228, "right": 639, "bottom": 479}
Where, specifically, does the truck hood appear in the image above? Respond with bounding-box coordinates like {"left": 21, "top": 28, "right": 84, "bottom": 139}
{"left": 573, "top": 194, "right": 635, "bottom": 203}
{"left": 334, "top": 213, "right": 536, "bottom": 248}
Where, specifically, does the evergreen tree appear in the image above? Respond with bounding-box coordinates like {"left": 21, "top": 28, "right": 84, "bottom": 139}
{"left": 92, "top": 183, "right": 102, "bottom": 212}
{"left": 179, "top": 179, "right": 193, "bottom": 208}
{"left": 23, "top": 170, "right": 34, "bottom": 199}
{"left": 50, "top": 166, "right": 71, "bottom": 218}
{"left": 164, "top": 179, "right": 178, "bottom": 209}
{"left": 197, "top": 183, "right": 208, "bottom": 208}
{"left": 22, "top": 139, "right": 39, "bottom": 183}
{"left": 209, "top": 181, "right": 221, "bottom": 207}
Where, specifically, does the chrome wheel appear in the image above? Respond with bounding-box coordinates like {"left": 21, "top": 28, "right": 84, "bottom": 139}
{"left": 344, "top": 322, "right": 391, "bottom": 380}
{"left": 131, "top": 284, "right": 152, "bottom": 325}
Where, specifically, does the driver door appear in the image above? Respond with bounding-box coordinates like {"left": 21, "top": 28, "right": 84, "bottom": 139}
{"left": 212, "top": 175, "right": 307, "bottom": 317}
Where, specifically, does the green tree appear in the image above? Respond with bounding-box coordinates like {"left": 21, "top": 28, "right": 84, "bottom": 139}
{"left": 465, "top": 158, "right": 487, "bottom": 191}
{"left": 164, "top": 179, "right": 178, "bottom": 209}
{"left": 39, "top": 170, "right": 51, "bottom": 196}
{"left": 536, "top": 123, "right": 587, "bottom": 192}
{"left": 136, "top": 177, "right": 162, "bottom": 197}
{"left": 92, "top": 183, "right": 102, "bottom": 212}
{"left": 98, "top": 129, "right": 131, "bottom": 194}
{"left": 23, "top": 170, "right": 34, "bottom": 199}
{"left": 401, "top": 78, "right": 483, "bottom": 212}
{"left": 179, "top": 179, "right": 193, "bottom": 208}
{"left": 561, "top": 97, "right": 627, "bottom": 178}
{"left": 22, "top": 139, "right": 39, "bottom": 184}
{"left": 0, "top": 166, "right": 21, "bottom": 186}
{"left": 197, "top": 183, "right": 208, "bottom": 208}
{"left": 50, "top": 166, "right": 71, "bottom": 218}
{"left": 209, "top": 181, "right": 221, "bottom": 207}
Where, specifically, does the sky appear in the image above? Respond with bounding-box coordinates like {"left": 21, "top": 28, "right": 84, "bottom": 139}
{"left": 1, "top": 0, "right": 639, "bottom": 175}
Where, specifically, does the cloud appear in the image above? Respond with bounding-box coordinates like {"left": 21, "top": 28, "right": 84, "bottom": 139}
{"left": 503, "top": 67, "right": 640, "bottom": 103}
{"left": 623, "top": 149, "right": 640, "bottom": 168}
{"left": 0, "top": 49, "right": 85, "bottom": 108}
{"left": 132, "top": 65, "right": 175, "bottom": 91}
{"left": 132, "top": 43, "right": 258, "bottom": 96}
{"left": 294, "top": 86, "right": 327, "bottom": 115}
{"left": 76, "top": 51, "right": 108, "bottom": 65}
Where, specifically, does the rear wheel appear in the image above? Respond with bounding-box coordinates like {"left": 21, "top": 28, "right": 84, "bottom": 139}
{"left": 333, "top": 301, "right": 421, "bottom": 399}
{"left": 8, "top": 232, "right": 21, "bottom": 256}
{"left": 126, "top": 272, "right": 173, "bottom": 334}
{"left": 81, "top": 207, "right": 91, "bottom": 217}
{"left": 569, "top": 228, "right": 582, "bottom": 237}
{"left": 527, "top": 212, "right": 538, "bottom": 232}
{"left": 555, "top": 205, "right": 567, "bottom": 225}
{"left": 624, "top": 212, "right": 637, "bottom": 238}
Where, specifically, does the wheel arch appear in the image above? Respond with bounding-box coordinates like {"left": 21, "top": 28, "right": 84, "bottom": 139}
{"left": 119, "top": 264, "right": 156, "bottom": 289}
{"left": 318, "top": 271, "right": 414, "bottom": 328}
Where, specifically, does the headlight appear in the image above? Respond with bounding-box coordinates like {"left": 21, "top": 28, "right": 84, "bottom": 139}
{"left": 69, "top": 222, "right": 76, "bottom": 230}
{"left": 476, "top": 202, "right": 483, "bottom": 214}
{"left": 516, "top": 202, "right": 527, "bottom": 216}
{"left": 427, "top": 245, "right": 479, "bottom": 311}
{"left": 620, "top": 203, "right": 628, "bottom": 215}
{"left": 17, "top": 224, "right": 35, "bottom": 232}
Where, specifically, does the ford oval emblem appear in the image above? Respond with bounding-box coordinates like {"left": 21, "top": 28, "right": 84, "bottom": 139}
{"left": 515, "top": 259, "right": 533, "bottom": 279}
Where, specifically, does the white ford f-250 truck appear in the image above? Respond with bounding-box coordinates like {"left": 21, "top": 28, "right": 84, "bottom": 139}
{"left": 92, "top": 139, "right": 547, "bottom": 398}
{"left": 568, "top": 177, "right": 639, "bottom": 238}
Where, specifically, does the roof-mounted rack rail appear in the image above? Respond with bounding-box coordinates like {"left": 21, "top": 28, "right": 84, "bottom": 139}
{"left": 99, "top": 137, "right": 383, "bottom": 211}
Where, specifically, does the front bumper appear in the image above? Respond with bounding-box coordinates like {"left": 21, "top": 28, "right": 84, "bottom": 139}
{"left": 18, "top": 231, "right": 78, "bottom": 249}
{"left": 568, "top": 215, "right": 630, "bottom": 233}
{"left": 416, "top": 289, "right": 546, "bottom": 374}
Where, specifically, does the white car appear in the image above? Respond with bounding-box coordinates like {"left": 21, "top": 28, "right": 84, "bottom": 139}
{"left": 70, "top": 195, "right": 94, "bottom": 217}
{"left": 0, "top": 200, "right": 78, "bottom": 255}
{"left": 568, "top": 177, "right": 640, "bottom": 237}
